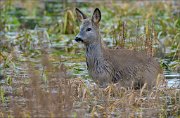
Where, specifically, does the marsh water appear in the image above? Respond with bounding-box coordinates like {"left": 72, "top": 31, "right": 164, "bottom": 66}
{"left": 0, "top": 1, "right": 179, "bottom": 117}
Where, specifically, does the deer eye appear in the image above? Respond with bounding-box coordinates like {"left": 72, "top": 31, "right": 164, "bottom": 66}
{"left": 86, "top": 28, "right": 92, "bottom": 31}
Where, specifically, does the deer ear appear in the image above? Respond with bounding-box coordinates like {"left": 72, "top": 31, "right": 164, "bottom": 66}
{"left": 75, "top": 8, "right": 87, "bottom": 21}
{"left": 92, "top": 8, "right": 101, "bottom": 24}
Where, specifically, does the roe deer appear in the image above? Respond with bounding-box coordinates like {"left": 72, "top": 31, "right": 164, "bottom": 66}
{"left": 75, "top": 8, "right": 162, "bottom": 89}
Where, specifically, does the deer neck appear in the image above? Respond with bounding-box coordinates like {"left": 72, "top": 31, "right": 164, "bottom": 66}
{"left": 85, "top": 40, "right": 104, "bottom": 70}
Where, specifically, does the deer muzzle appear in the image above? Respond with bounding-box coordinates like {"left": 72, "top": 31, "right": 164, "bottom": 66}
{"left": 75, "top": 36, "right": 83, "bottom": 42}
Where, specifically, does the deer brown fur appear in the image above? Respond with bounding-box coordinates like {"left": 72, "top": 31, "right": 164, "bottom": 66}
{"left": 75, "top": 8, "right": 162, "bottom": 89}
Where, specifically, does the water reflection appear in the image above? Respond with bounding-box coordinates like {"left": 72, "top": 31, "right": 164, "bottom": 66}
{"left": 165, "top": 72, "right": 180, "bottom": 88}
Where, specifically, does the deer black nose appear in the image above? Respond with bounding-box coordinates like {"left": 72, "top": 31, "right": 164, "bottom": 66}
{"left": 75, "top": 37, "right": 83, "bottom": 42}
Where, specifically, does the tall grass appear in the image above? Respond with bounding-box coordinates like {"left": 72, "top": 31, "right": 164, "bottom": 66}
{"left": 0, "top": 56, "right": 179, "bottom": 117}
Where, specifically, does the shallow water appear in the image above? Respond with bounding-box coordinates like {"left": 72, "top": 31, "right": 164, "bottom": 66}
{"left": 165, "top": 72, "right": 180, "bottom": 88}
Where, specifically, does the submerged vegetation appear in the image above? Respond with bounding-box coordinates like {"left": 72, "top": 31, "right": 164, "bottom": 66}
{"left": 0, "top": 0, "right": 179, "bottom": 117}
